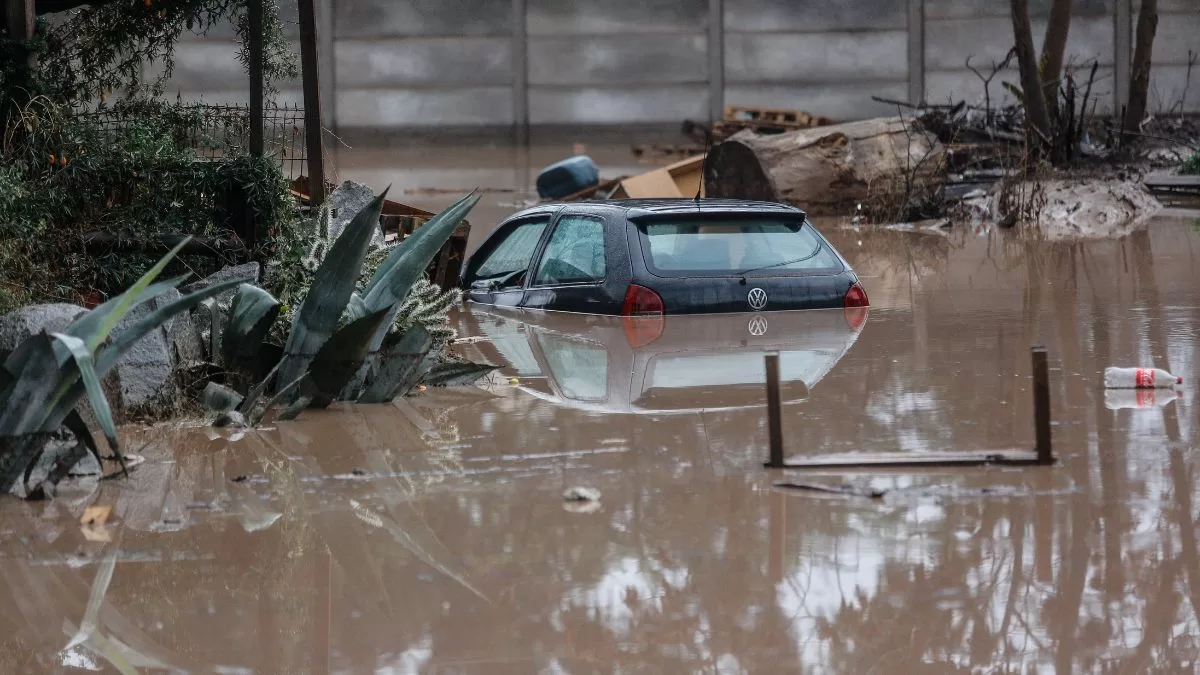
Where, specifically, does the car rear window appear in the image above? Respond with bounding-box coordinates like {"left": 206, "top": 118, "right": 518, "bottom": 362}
{"left": 640, "top": 219, "right": 843, "bottom": 276}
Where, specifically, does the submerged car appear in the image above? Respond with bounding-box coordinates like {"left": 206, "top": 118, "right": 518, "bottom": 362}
{"left": 460, "top": 198, "right": 868, "bottom": 315}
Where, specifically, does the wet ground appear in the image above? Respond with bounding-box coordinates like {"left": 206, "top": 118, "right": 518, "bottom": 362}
{"left": 2, "top": 146, "right": 1200, "bottom": 673}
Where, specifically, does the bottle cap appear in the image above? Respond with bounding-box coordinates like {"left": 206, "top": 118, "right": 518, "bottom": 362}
{"left": 1179, "top": 376, "right": 1184, "bottom": 384}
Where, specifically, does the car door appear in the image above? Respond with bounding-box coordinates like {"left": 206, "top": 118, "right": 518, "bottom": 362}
{"left": 461, "top": 214, "right": 554, "bottom": 307}
{"left": 522, "top": 213, "right": 628, "bottom": 313}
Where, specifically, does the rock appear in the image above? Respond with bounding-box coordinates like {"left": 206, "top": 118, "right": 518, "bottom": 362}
{"left": 114, "top": 293, "right": 179, "bottom": 410}
{"left": 181, "top": 262, "right": 260, "bottom": 301}
{"left": 329, "top": 180, "right": 384, "bottom": 247}
{"left": 0, "top": 303, "right": 126, "bottom": 427}
{"left": 0, "top": 303, "right": 86, "bottom": 352}
{"left": 156, "top": 288, "right": 205, "bottom": 367}
{"left": 1006, "top": 179, "right": 1162, "bottom": 241}
{"left": 705, "top": 117, "right": 946, "bottom": 216}
{"left": 213, "top": 410, "right": 248, "bottom": 428}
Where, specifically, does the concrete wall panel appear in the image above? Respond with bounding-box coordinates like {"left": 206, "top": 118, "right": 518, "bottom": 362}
{"left": 725, "top": 0, "right": 908, "bottom": 32}
{"left": 336, "top": 39, "right": 513, "bottom": 87}
{"left": 339, "top": 88, "right": 514, "bottom": 127}
{"left": 926, "top": 0, "right": 1111, "bottom": 19}
{"left": 335, "top": 0, "right": 512, "bottom": 38}
{"left": 724, "top": 82, "right": 910, "bottom": 120}
{"left": 925, "top": 16, "right": 1114, "bottom": 71}
{"left": 725, "top": 31, "right": 908, "bottom": 83}
{"left": 528, "top": 35, "right": 708, "bottom": 85}
{"left": 528, "top": 85, "right": 708, "bottom": 124}
{"left": 527, "top": 0, "right": 709, "bottom": 35}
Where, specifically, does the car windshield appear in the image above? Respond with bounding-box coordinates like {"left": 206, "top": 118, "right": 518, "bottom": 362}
{"left": 641, "top": 219, "right": 843, "bottom": 275}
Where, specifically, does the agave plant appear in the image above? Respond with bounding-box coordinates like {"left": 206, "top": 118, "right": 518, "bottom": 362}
{"left": 202, "top": 187, "right": 498, "bottom": 424}
{"left": 0, "top": 238, "right": 252, "bottom": 498}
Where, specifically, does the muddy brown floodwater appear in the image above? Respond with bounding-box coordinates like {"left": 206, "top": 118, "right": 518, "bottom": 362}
{"left": 2, "top": 152, "right": 1200, "bottom": 674}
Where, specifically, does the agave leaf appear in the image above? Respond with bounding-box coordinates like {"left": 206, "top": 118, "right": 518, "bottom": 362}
{"left": 357, "top": 326, "right": 432, "bottom": 404}
{"left": 0, "top": 435, "right": 53, "bottom": 496}
{"left": 221, "top": 284, "right": 281, "bottom": 369}
{"left": 362, "top": 191, "right": 479, "bottom": 305}
{"left": 250, "top": 374, "right": 310, "bottom": 426}
{"left": 305, "top": 308, "right": 394, "bottom": 408}
{"left": 50, "top": 333, "right": 123, "bottom": 470}
{"left": 62, "top": 273, "right": 191, "bottom": 354}
{"left": 201, "top": 382, "right": 244, "bottom": 413}
{"left": 357, "top": 193, "right": 479, "bottom": 365}
{"left": 40, "top": 278, "right": 250, "bottom": 434}
{"left": 69, "top": 237, "right": 195, "bottom": 353}
{"left": 236, "top": 359, "right": 281, "bottom": 416}
{"left": 277, "top": 190, "right": 389, "bottom": 391}
{"left": 421, "top": 361, "right": 500, "bottom": 388}
{"left": 0, "top": 334, "right": 66, "bottom": 436}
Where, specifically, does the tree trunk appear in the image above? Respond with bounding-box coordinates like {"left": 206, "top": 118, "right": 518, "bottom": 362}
{"left": 1010, "top": 0, "right": 1053, "bottom": 148}
{"left": 1040, "top": 0, "right": 1074, "bottom": 120}
{"left": 704, "top": 117, "right": 945, "bottom": 217}
{"left": 1123, "top": 0, "right": 1158, "bottom": 136}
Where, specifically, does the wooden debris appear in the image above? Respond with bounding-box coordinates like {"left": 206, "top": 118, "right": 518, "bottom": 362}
{"left": 774, "top": 482, "right": 887, "bottom": 499}
{"left": 81, "top": 505, "right": 112, "bottom": 526}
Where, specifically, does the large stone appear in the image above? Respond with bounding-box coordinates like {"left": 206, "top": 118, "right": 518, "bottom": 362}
{"left": 181, "top": 262, "right": 260, "bottom": 300}
{"left": 329, "top": 180, "right": 384, "bottom": 247}
{"left": 114, "top": 294, "right": 179, "bottom": 410}
{"left": 0, "top": 303, "right": 87, "bottom": 352}
{"left": 0, "top": 303, "right": 126, "bottom": 427}
{"left": 1001, "top": 179, "right": 1163, "bottom": 241}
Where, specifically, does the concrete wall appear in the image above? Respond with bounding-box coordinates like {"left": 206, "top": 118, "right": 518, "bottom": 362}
{"left": 160, "top": 0, "right": 1200, "bottom": 135}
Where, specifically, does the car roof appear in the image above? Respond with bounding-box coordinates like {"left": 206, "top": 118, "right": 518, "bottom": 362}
{"left": 503, "top": 198, "right": 806, "bottom": 222}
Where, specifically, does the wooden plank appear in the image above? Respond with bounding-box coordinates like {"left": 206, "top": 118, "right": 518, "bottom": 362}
{"left": 779, "top": 449, "right": 1042, "bottom": 469}
{"left": 298, "top": 0, "right": 326, "bottom": 206}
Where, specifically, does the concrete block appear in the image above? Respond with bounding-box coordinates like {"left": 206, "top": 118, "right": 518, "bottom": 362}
{"left": 337, "top": 88, "right": 515, "bottom": 127}
{"left": 151, "top": 39, "right": 302, "bottom": 93}
{"left": 528, "top": 85, "right": 708, "bottom": 124}
{"left": 725, "top": 0, "right": 907, "bottom": 32}
{"left": 335, "top": 0, "right": 512, "bottom": 38}
{"left": 723, "top": 81, "right": 910, "bottom": 120}
{"left": 336, "top": 38, "right": 513, "bottom": 87}
{"left": 528, "top": 35, "right": 708, "bottom": 86}
{"left": 527, "top": 0, "right": 708, "bottom": 35}
{"left": 725, "top": 31, "right": 908, "bottom": 83}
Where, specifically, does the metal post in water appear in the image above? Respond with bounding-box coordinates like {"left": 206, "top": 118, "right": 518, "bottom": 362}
{"left": 1031, "top": 346, "right": 1053, "bottom": 464}
{"left": 764, "top": 351, "right": 784, "bottom": 468}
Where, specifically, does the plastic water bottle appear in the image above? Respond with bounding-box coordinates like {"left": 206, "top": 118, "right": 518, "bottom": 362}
{"left": 1105, "top": 389, "right": 1183, "bottom": 410}
{"left": 1103, "top": 367, "right": 1182, "bottom": 389}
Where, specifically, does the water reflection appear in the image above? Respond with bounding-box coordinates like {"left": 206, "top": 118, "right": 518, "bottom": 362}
{"left": 455, "top": 305, "right": 867, "bottom": 414}
{"left": 0, "top": 219, "right": 1198, "bottom": 673}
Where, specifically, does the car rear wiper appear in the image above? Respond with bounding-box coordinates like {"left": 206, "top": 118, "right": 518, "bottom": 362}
{"left": 737, "top": 246, "right": 823, "bottom": 276}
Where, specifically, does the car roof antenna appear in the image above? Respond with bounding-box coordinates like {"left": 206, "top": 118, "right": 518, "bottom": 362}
{"left": 693, "top": 123, "right": 712, "bottom": 204}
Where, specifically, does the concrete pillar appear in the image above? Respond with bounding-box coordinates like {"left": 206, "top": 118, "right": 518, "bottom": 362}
{"left": 907, "top": 0, "right": 925, "bottom": 105}
{"left": 1113, "top": 0, "right": 1132, "bottom": 115}
{"left": 708, "top": 0, "right": 725, "bottom": 121}
{"left": 512, "top": 0, "right": 529, "bottom": 146}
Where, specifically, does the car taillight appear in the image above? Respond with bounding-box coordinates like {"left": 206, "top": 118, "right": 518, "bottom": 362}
{"left": 622, "top": 284, "right": 664, "bottom": 316}
{"left": 843, "top": 282, "right": 869, "bottom": 331}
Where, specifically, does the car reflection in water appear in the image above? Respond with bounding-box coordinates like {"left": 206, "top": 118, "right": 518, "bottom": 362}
{"left": 455, "top": 304, "right": 869, "bottom": 414}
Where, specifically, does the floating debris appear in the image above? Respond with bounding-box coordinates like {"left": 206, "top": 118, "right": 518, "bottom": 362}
{"left": 563, "top": 486, "right": 601, "bottom": 502}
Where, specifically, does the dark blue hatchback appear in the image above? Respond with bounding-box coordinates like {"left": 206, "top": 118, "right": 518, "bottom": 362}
{"left": 460, "top": 198, "right": 869, "bottom": 316}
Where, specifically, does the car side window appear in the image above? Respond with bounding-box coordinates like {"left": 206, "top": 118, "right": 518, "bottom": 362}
{"left": 472, "top": 218, "right": 550, "bottom": 287}
{"left": 535, "top": 332, "right": 608, "bottom": 401}
{"left": 532, "top": 215, "right": 606, "bottom": 286}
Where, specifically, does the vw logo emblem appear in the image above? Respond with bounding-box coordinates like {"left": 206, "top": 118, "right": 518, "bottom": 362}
{"left": 747, "top": 287, "right": 768, "bottom": 311}
{"left": 748, "top": 316, "right": 768, "bottom": 336}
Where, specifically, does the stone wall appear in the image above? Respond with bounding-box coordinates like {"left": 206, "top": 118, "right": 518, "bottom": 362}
{"left": 154, "top": 0, "right": 1200, "bottom": 135}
